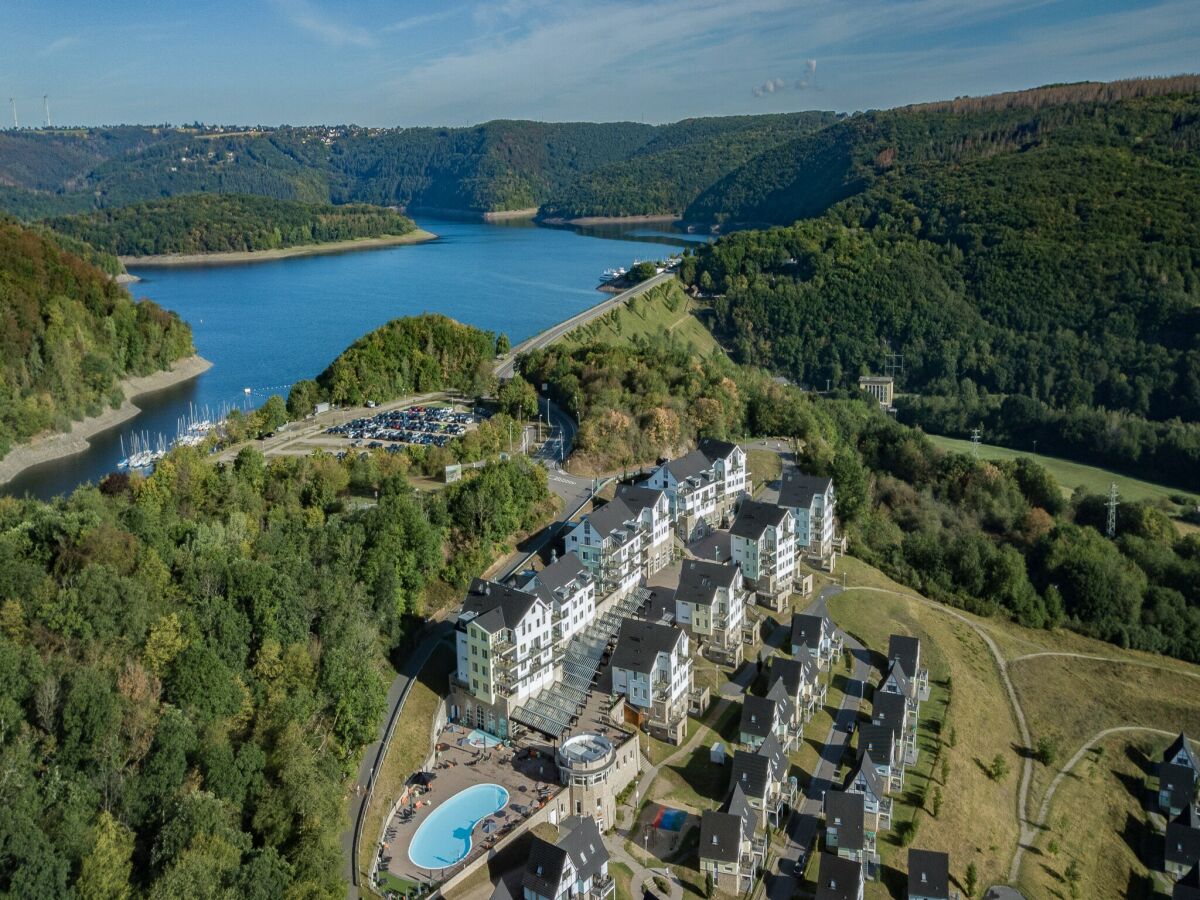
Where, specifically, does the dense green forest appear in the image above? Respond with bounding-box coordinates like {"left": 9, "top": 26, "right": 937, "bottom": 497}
{"left": 0, "top": 115, "right": 837, "bottom": 219}
{"left": 47, "top": 194, "right": 417, "bottom": 256}
{"left": 524, "top": 333, "right": 1200, "bottom": 662}
{"left": 0, "top": 220, "right": 193, "bottom": 458}
{"left": 537, "top": 113, "right": 837, "bottom": 219}
{"left": 679, "top": 80, "right": 1200, "bottom": 488}
{"left": 0, "top": 446, "right": 550, "bottom": 895}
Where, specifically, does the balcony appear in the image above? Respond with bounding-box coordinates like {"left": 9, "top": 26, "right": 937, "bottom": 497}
{"left": 590, "top": 876, "right": 616, "bottom": 900}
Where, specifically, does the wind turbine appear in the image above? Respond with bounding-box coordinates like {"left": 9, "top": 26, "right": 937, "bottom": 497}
{"left": 8, "top": 97, "right": 16, "bottom": 129}
{"left": 43, "top": 94, "right": 50, "bottom": 128}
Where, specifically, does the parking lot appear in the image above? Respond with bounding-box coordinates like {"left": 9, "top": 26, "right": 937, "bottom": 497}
{"left": 325, "top": 404, "right": 482, "bottom": 449}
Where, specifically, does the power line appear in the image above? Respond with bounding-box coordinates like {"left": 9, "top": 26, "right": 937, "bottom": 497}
{"left": 1106, "top": 482, "right": 1120, "bottom": 538}
{"left": 970, "top": 427, "right": 982, "bottom": 459}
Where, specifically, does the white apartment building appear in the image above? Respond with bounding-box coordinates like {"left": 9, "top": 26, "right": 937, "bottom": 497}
{"left": 610, "top": 619, "right": 693, "bottom": 744}
{"left": 451, "top": 580, "right": 555, "bottom": 739}
{"left": 563, "top": 498, "right": 645, "bottom": 597}
{"left": 698, "top": 438, "right": 750, "bottom": 518}
{"left": 779, "top": 470, "right": 837, "bottom": 567}
{"left": 675, "top": 558, "right": 747, "bottom": 665}
{"left": 519, "top": 551, "right": 597, "bottom": 647}
{"left": 729, "top": 499, "right": 797, "bottom": 610}
{"left": 643, "top": 448, "right": 719, "bottom": 542}
{"left": 614, "top": 484, "right": 673, "bottom": 575}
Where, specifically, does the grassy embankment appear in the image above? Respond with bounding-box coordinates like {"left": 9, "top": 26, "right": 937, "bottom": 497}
{"left": 558, "top": 280, "right": 722, "bottom": 357}
{"left": 830, "top": 556, "right": 1200, "bottom": 900}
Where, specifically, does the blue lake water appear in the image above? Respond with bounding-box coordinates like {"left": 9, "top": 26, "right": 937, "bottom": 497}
{"left": 3, "top": 217, "right": 696, "bottom": 500}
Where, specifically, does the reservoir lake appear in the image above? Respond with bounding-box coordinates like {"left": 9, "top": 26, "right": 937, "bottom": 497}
{"left": 5, "top": 217, "right": 698, "bottom": 500}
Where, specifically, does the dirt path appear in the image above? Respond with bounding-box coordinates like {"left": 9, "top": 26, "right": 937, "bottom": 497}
{"left": 1011, "top": 650, "right": 1200, "bottom": 681}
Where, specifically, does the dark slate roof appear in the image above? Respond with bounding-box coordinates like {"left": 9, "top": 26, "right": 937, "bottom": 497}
{"left": 699, "top": 437, "right": 740, "bottom": 464}
{"left": 666, "top": 448, "right": 714, "bottom": 483}
{"left": 700, "top": 810, "right": 743, "bottom": 863}
{"left": 523, "top": 836, "right": 570, "bottom": 898}
{"left": 907, "top": 849, "right": 950, "bottom": 899}
{"left": 690, "top": 529, "right": 733, "bottom": 563}
{"left": 765, "top": 680, "right": 795, "bottom": 723}
{"left": 615, "top": 483, "right": 667, "bottom": 516}
{"left": 730, "top": 499, "right": 791, "bottom": 541}
{"left": 846, "top": 751, "right": 886, "bottom": 801}
{"left": 857, "top": 723, "right": 897, "bottom": 765}
{"left": 1161, "top": 762, "right": 1197, "bottom": 811}
{"left": 881, "top": 659, "right": 915, "bottom": 699}
{"left": 611, "top": 619, "right": 684, "bottom": 675}
{"left": 558, "top": 816, "right": 607, "bottom": 884}
{"left": 1167, "top": 733, "right": 1200, "bottom": 771}
{"left": 460, "top": 580, "right": 541, "bottom": 633}
{"left": 740, "top": 694, "right": 780, "bottom": 738}
{"left": 792, "top": 613, "right": 832, "bottom": 650}
{"left": 521, "top": 552, "right": 592, "bottom": 607}
{"left": 583, "top": 498, "right": 637, "bottom": 541}
{"left": 644, "top": 586, "right": 677, "bottom": 625}
{"left": 824, "top": 789, "right": 865, "bottom": 852}
{"left": 730, "top": 733, "right": 787, "bottom": 800}
{"left": 779, "top": 470, "right": 832, "bottom": 510}
{"left": 888, "top": 635, "right": 921, "bottom": 677}
{"left": 677, "top": 558, "right": 739, "bottom": 608}
{"left": 769, "top": 657, "right": 806, "bottom": 699}
{"left": 872, "top": 691, "right": 908, "bottom": 732}
{"left": 1178, "top": 864, "right": 1200, "bottom": 900}
{"left": 489, "top": 875, "right": 516, "bottom": 900}
{"left": 1167, "top": 806, "right": 1200, "bottom": 867}
{"left": 814, "top": 852, "right": 863, "bottom": 900}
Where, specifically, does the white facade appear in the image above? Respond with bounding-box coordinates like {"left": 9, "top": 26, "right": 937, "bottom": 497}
{"left": 563, "top": 505, "right": 644, "bottom": 598}
{"left": 730, "top": 502, "right": 797, "bottom": 600}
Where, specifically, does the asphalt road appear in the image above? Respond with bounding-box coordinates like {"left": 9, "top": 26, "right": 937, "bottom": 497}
{"left": 493, "top": 271, "right": 676, "bottom": 379}
{"left": 762, "top": 585, "right": 873, "bottom": 900}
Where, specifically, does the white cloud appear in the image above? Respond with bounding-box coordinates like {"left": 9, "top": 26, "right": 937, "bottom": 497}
{"left": 271, "top": 0, "right": 375, "bottom": 48}
{"left": 38, "top": 35, "right": 80, "bottom": 57}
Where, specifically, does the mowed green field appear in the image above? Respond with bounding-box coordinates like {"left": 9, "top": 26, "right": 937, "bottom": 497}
{"left": 558, "top": 280, "right": 723, "bottom": 357}
{"left": 925, "top": 433, "right": 1194, "bottom": 504}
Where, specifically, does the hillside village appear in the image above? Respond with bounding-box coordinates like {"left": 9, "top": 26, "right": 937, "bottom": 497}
{"left": 370, "top": 440, "right": 990, "bottom": 900}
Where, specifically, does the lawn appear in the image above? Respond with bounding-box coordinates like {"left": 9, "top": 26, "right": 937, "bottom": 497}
{"left": 746, "top": 448, "right": 782, "bottom": 497}
{"left": 924, "top": 433, "right": 1195, "bottom": 505}
{"left": 611, "top": 861, "right": 635, "bottom": 900}
{"left": 827, "top": 587, "right": 1022, "bottom": 895}
{"left": 1009, "top": 654, "right": 1200, "bottom": 815}
{"left": 1016, "top": 733, "right": 1161, "bottom": 899}
{"left": 357, "top": 641, "right": 456, "bottom": 886}
{"left": 558, "top": 280, "right": 723, "bottom": 357}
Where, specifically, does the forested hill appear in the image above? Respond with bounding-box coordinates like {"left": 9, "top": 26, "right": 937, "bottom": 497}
{"left": 46, "top": 194, "right": 417, "bottom": 257}
{"left": 680, "top": 78, "right": 1200, "bottom": 489}
{"left": 0, "top": 115, "right": 834, "bottom": 220}
{"left": 536, "top": 112, "right": 838, "bottom": 219}
{"left": 0, "top": 220, "right": 194, "bottom": 457}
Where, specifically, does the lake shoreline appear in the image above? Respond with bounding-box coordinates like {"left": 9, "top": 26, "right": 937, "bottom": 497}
{"left": 120, "top": 230, "right": 437, "bottom": 268}
{"left": 0, "top": 355, "right": 213, "bottom": 488}
{"left": 539, "top": 213, "right": 682, "bottom": 227}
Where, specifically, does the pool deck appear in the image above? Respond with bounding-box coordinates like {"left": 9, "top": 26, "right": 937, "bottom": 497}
{"left": 380, "top": 726, "right": 561, "bottom": 886}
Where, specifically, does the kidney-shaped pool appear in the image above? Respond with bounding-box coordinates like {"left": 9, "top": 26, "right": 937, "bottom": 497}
{"left": 408, "top": 782, "right": 510, "bottom": 870}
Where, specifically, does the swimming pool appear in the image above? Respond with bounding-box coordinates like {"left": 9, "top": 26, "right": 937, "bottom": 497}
{"left": 408, "top": 783, "right": 510, "bottom": 870}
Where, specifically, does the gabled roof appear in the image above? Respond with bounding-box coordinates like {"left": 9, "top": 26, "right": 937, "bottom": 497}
{"left": 792, "top": 612, "right": 832, "bottom": 650}
{"left": 779, "top": 470, "right": 833, "bottom": 510}
{"left": 698, "top": 437, "right": 740, "bottom": 465}
{"left": 700, "top": 809, "right": 743, "bottom": 864}
{"left": 665, "top": 448, "right": 715, "bottom": 484}
{"left": 824, "top": 789, "right": 865, "bottom": 852}
{"left": 557, "top": 816, "right": 608, "bottom": 884}
{"left": 845, "top": 751, "right": 886, "bottom": 801}
{"left": 582, "top": 498, "right": 638, "bottom": 542}
{"left": 1160, "top": 762, "right": 1197, "bottom": 811}
{"left": 858, "top": 723, "right": 897, "bottom": 765}
{"left": 765, "top": 680, "right": 795, "bottom": 722}
{"left": 1167, "top": 806, "right": 1200, "bottom": 867}
{"left": 611, "top": 619, "right": 684, "bottom": 675}
{"left": 521, "top": 552, "right": 592, "bottom": 607}
{"left": 1178, "top": 864, "right": 1200, "bottom": 900}
{"left": 907, "top": 849, "right": 950, "bottom": 899}
{"left": 740, "top": 694, "right": 781, "bottom": 738}
{"left": 1167, "top": 733, "right": 1200, "bottom": 771}
{"left": 872, "top": 691, "right": 908, "bottom": 731}
{"left": 677, "top": 559, "right": 739, "bottom": 608}
{"left": 769, "top": 657, "right": 804, "bottom": 698}
{"left": 523, "top": 836, "right": 570, "bottom": 898}
{"left": 730, "top": 499, "right": 791, "bottom": 541}
{"left": 615, "top": 483, "right": 667, "bottom": 517}
{"left": 730, "top": 733, "right": 787, "bottom": 800}
{"left": 881, "top": 660, "right": 915, "bottom": 699}
{"left": 725, "top": 783, "right": 755, "bottom": 835}
{"left": 460, "top": 580, "right": 541, "bottom": 633}
{"left": 814, "top": 852, "right": 863, "bottom": 900}
{"left": 888, "top": 635, "right": 921, "bottom": 677}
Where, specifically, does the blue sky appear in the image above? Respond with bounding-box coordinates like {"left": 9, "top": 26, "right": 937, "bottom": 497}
{"left": 3, "top": 0, "right": 1198, "bottom": 126}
